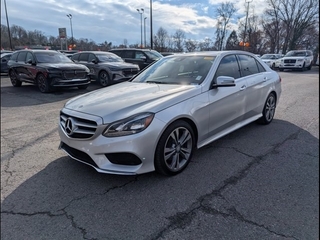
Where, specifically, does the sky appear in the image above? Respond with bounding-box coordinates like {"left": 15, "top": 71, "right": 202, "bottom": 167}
{"left": 1, "top": 0, "right": 270, "bottom": 46}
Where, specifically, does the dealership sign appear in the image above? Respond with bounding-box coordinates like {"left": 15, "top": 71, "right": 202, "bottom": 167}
{"left": 58, "top": 28, "right": 67, "bottom": 39}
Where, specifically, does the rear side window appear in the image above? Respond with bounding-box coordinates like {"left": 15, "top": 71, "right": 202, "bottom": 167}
{"left": 110, "top": 50, "right": 122, "bottom": 57}
{"left": 237, "top": 54, "right": 259, "bottom": 77}
{"left": 17, "top": 52, "right": 27, "bottom": 62}
{"left": 79, "top": 53, "right": 89, "bottom": 62}
{"left": 122, "top": 50, "right": 135, "bottom": 58}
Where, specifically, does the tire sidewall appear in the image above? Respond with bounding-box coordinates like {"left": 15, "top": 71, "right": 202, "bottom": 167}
{"left": 154, "top": 120, "right": 195, "bottom": 175}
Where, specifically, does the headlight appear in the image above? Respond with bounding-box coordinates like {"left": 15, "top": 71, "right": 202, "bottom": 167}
{"left": 297, "top": 59, "right": 303, "bottom": 62}
{"left": 103, "top": 113, "right": 154, "bottom": 137}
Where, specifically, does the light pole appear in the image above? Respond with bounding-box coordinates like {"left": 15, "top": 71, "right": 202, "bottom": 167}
{"left": 243, "top": 0, "right": 252, "bottom": 50}
{"left": 137, "top": 8, "right": 144, "bottom": 48}
{"left": 144, "top": 17, "right": 147, "bottom": 48}
{"left": 4, "top": 0, "right": 13, "bottom": 50}
{"left": 150, "top": 0, "right": 153, "bottom": 49}
{"left": 66, "top": 14, "right": 74, "bottom": 47}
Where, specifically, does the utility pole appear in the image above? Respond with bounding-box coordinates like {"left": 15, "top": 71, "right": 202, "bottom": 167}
{"left": 137, "top": 8, "right": 144, "bottom": 48}
{"left": 243, "top": 0, "right": 252, "bottom": 50}
{"left": 144, "top": 17, "right": 147, "bottom": 48}
{"left": 4, "top": 0, "right": 13, "bottom": 50}
{"left": 150, "top": 0, "right": 153, "bottom": 49}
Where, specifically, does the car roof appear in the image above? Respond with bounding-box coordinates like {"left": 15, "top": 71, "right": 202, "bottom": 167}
{"left": 14, "top": 49, "right": 59, "bottom": 53}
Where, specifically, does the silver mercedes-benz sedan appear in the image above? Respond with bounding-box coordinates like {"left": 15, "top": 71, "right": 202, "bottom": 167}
{"left": 58, "top": 51, "right": 281, "bottom": 176}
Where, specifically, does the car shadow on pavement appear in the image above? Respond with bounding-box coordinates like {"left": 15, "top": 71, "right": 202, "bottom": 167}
{"left": 1, "top": 120, "right": 319, "bottom": 239}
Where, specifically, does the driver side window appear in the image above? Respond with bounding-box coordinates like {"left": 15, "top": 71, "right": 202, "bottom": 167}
{"left": 213, "top": 55, "right": 240, "bottom": 82}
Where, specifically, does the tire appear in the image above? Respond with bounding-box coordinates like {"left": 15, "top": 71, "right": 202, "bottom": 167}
{"left": 154, "top": 120, "right": 195, "bottom": 176}
{"left": 307, "top": 64, "right": 312, "bottom": 70}
{"left": 300, "top": 63, "right": 305, "bottom": 71}
{"left": 271, "top": 63, "right": 275, "bottom": 70}
{"left": 9, "top": 70, "right": 22, "bottom": 87}
{"left": 78, "top": 84, "right": 89, "bottom": 90}
{"left": 37, "top": 73, "right": 52, "bottom": 93}
{"left": 98, "top": 71, "right": 110, "bottom": 87}
{"left": 257, "top": 92, "right": 276, "bottom": 125}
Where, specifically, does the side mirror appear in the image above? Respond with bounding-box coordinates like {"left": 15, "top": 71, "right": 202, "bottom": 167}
{"left": 212, "top": 76, "right": 236, "bottom": 88}
{"left": 91, "top": 59, "right": 98, "bottom": 64}
{"left": 2, "top": 59, "right": 7, "bottom": 63}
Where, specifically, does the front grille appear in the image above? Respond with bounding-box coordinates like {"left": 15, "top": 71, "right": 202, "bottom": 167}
{"left": 63, "top": 70, "right": 87, "bottom": 79}
{"left": 123, "top": 69, "right": 139, "bottom": 77}
{"left": 60, "top": 142, "right": 98, "bottom": 168}
{"left": 284, "top": 59, "right": 296, "bottom": 64}
{"left": 60, "top": 112, "right": 98, "bottom": 139}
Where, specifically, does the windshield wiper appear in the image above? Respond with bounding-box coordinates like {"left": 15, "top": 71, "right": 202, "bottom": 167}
{"left": 146, "top": 81, "right": 168, "bottom": 84}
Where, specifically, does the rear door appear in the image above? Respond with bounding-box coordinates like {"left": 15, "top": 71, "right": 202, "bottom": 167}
{"left": 237, "top": 54, "right": 269, "bottom": 119}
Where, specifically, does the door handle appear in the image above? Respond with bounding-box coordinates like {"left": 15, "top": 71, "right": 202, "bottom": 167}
{"left": 240, "top": 85, "right": 246, "bottom": 90}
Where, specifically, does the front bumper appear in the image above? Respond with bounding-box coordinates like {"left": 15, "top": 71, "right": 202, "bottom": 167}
{"left": 58, "top": 109, "right": 165, "bottom": 175}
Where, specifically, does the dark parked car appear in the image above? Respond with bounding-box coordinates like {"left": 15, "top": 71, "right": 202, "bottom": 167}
{"left": 7, "top": 49, "right": 91, "bottom": 93}
{"left": 71, "top": 51, "right": 140, "bottom": 87}
{"left": 1, "top": 52, "right": 12, "bottom": 74}
{"left": 109, "top": 48, "right": 162, "bottom": 70}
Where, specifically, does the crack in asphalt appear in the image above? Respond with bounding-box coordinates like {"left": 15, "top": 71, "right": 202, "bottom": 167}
{"left": 1, "top": 177, "right": 139, "bottom": 239}
{"left": 148, "top": 131, "right": 301, "bottom": 240}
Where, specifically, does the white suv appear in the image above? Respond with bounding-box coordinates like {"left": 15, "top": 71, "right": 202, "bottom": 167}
{"left": 279, "top": 50, "right": 313, "bottom": 71}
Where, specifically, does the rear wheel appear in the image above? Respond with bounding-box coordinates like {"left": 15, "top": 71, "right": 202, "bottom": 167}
{"left": 37, "top": 73, "right": 52, "bottom": 93}
{"left": 257, "top": 92, "right": 276, "bottom": 125}
{"left": 154, "top": 120, "right": 195, "bottom": 176}
{"left": 9, "top": 70, "right": 22, "bottom": 87}
{"left": 98, "top": 71, "right": 110, "bottom": 87}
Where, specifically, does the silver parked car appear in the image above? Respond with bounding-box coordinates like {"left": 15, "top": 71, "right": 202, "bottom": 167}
{"left": 58, "top": 51, "right": 282, "bottom": 176}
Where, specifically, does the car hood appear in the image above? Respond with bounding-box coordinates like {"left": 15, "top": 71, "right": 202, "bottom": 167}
{"left": 99, "top": 61, "right": 139, "bottom": 69}
{"left": 39, "top": 62, "right": 89, "bottom": 71}
{"left": 64, "top": 82, "right": 200, "bottom": 123}
{"left": 283, "top": 56, "right": 306, "bottom": 59}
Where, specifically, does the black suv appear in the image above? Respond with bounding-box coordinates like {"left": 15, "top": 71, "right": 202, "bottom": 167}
{"left": 7, "top": 50, "right": 91, "bottom": 93}
{"left": 109, "top": 48, "right": 163, "bottom": 70}
{"left": 71, "top": 51, "right": 140, "bottom": 86}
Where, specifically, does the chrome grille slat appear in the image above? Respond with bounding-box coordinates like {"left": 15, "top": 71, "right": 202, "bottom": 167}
{"left": 60, "top": 112, "right": 98, "bottom": 139}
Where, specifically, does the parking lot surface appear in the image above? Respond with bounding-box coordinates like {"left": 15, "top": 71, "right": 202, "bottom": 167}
{"left": 1, "top": 68, "right": 319, "bottom": 239}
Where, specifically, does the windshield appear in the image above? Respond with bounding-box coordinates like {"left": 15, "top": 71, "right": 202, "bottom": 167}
{"left": 285, "top": 51, "right": 307, "bottom": 57}
{"left": 132, "top": 55, "right": 215, "bottom": 85}
{"left": 96, "top": 53, "right": 124, "bottom": 62}
{"left": 35, "top": 52, "right": 73, "bottom": 63}
{"left": 145, "top": 50, "right": 163, "bottom": 60}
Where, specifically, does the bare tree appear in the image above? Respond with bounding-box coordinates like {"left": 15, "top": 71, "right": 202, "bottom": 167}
{"left": 185, "top": 39, "right": 198, "bottom": 52}
{"left": 153, "top": 27, "right": 169, "bottom": 52}
{"left": 198, "top": 37, "right": 215, "bottom": 51}
{"left": 172, "top": 29, "right": 185, "bottom": 52}
{"left": 265, "top": 0, "right": 319, "bottom": 53}
{"left": 225, "top": 30, "right": 241, "bottom": 50}
{"left": 214, "top": 2, "right": 236, "bottom": 50}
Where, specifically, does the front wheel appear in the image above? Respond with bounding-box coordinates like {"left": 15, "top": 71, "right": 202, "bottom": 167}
{"left": 154, "top": 120, "right": 195, "bottom": 176}
{"left": 37, "top": 73, "right": 52, "bottom": 93}
{"left": 257, "top": 92, "right": 276, "bottom": 125}
{"left": 98, "top": 71, "right": 110, "bottom": 87}
{"left": 9, "top": 70, "right": 22, "bottom": 87}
